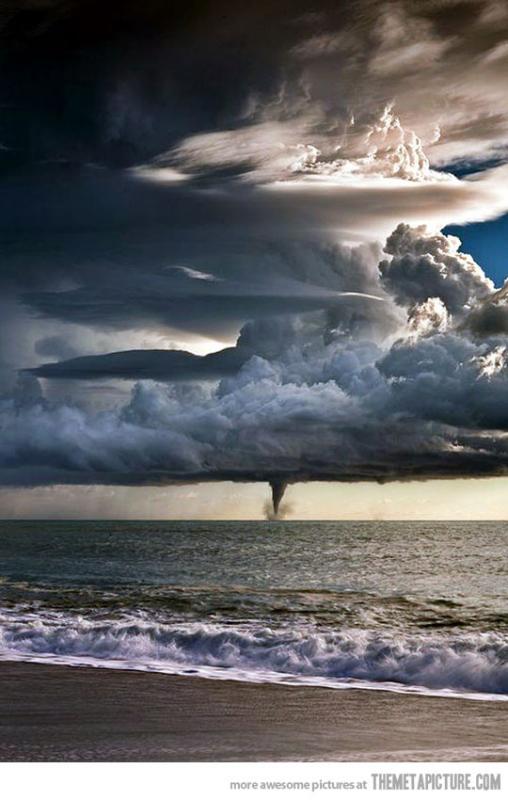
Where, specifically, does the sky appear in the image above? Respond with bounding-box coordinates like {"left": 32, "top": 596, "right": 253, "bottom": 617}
{"left": 2, "top": 0, "right": 508, "bottom": 519}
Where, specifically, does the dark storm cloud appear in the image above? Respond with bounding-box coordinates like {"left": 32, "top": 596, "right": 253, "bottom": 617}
{"left": 2, "top": 0, "right": 508, "bottom": 174}
{"left": 34, "top": 334, "right": 80, "bottom": 362}
{"left": 0, "top": 0, "right": 336, "bottom": 171}
{"left": 3, "top": 224, "right": 508, "bottom": 491}
{"left": 2, "top": 161, "right": 504, "bottom": 311}
{"left": 459, "top": 282, "right": 508, "bottom": 336}
{"left": 27, "top": 345, "right": 249, "bottom": 381}
{"left": 379, "top": 223, "right": 494, "bottom": 313}
{"left": 21, "top": 256, "right": 387, "bottom": 339}
{"left": 3, "top": 0, "right": 508, "bottom": 497}
{"left": 5, "top": 325, "right": 508, "bottom": 488}
{"left": 2, "top": 0, "right": 508, "bottom": 358}
{"left": 378, "top": 333, "right": 508, "bottom": 429}
{"left": 467, "top": 304, "right": 508, "bottom": 336}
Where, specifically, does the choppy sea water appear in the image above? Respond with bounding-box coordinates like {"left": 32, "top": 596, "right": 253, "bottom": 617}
{"left": 0, "top": 520, "right": 506, "bottom": 701}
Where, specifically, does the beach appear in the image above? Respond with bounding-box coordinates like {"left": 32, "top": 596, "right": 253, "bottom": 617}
{"left": 0, "top": 661, "right": 506, "bottom": 762}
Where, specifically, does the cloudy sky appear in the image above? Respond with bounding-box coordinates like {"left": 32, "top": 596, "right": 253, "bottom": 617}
{"left": 2, "top": 0, "right": 508, "bottom": 518}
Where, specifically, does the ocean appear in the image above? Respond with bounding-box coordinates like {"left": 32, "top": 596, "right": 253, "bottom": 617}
{"left": 0, "top": 520, "right": 506, "bottom": 702}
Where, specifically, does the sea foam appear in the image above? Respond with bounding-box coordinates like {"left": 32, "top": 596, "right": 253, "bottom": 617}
{"left": 0, "top": 609, "right": 507, "bottom": 701}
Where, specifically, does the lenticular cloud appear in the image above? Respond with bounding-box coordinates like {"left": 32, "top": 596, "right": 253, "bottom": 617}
{"left": 3, "top": 224, "right": 508, "bottom": 493}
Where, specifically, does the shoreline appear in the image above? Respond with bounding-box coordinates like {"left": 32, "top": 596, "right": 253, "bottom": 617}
{"left": 0, "top": 660, "right": 507, "bottom": 761}
{"left": 1, "top": 653, "right": 507, "bottom": 705}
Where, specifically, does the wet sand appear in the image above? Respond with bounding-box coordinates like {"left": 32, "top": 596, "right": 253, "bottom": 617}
{"left": 0, "top": 661, "right": 507, "bottom": 761}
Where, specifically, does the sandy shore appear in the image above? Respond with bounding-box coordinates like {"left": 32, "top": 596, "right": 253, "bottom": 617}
{"left": 0, "top": 661, "right": 507, "bottom": 761}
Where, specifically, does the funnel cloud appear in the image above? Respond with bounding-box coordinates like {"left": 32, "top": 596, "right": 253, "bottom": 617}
{"left": 269, "top": 480, "right": 289, "bottom": 519}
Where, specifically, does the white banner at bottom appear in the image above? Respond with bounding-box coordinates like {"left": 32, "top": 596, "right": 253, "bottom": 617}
{"left": 0, "top": 762, "right": 505, "bottom": 800}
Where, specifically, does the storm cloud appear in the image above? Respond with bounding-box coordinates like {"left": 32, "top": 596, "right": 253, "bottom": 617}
{"left": 3, "top": 1, "right": 508, "bottom": 174}
{"left": 2, "top": 1, "right": 508, "bottom": 509}
{"left": 2, "top": 224, "right": 508, "bottom": 493}
{"left": 26, "top": 346, "right": 250, "bottom": 382}
{"left": 379, "top": 223, "right": 494, "bottom": 314}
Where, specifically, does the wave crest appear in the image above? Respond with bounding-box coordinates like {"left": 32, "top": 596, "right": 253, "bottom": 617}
{"left": 1, "top": 611, "right": 507, "bottom": 699}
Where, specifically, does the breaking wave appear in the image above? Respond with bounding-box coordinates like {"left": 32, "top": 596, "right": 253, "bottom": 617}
{"left": 0, "top": 609, "right": 507, "bottom": 701}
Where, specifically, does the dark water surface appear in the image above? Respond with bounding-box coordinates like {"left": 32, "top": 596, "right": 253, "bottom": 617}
{"left": 0, "top": 520, "right": 507, "bottom": 699}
